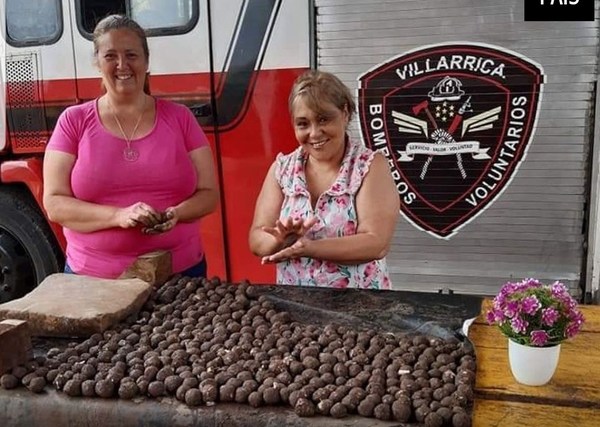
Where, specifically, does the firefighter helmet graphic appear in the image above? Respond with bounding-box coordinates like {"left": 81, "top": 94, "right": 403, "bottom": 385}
{"left": 358, "top": 43, "right": 544, "bottom": 238}
{"left": 428, "top": 76, "right": 465, "bottom": 101}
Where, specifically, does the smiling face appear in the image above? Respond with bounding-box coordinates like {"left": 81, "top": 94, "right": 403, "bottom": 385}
{"left": 95, "top": 28, "right": 148, "bottom": 97}
{"left": 292, "top": 96, "right": 349, "bottom": 160}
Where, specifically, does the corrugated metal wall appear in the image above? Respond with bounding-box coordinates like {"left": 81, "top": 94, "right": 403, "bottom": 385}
{"left": 315, "top": 0, "right": 599, "bottom": 295}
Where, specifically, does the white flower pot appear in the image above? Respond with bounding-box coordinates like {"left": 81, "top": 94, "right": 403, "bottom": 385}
{"left": 508, "top": 339, "right": 561, "bottom": 386}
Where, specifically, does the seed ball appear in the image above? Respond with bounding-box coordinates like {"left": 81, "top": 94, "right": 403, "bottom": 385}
{"left": 430, "top": 401, "right": 442, "bottom": 411}
{"left": 1, "top": 374, "right": 19, "bottom": 389}
{"left": 391, "top": 400, "right": 411, "bottom": 422}
{"left": 415, "top": 404, "right": 431, "bottom": 423}
{"left": 80, "top": 380, "right": 96, "bottom": 397}
{"left": 443, "top": 383, "right": 457, "bottom": 394}
{"left": 452, "top": 411, "right": 471, "bottom": 427}
{"left": 294, "top": 397, "right": 315, "bottom": 417}
{"left": 434, "top": 406, "right": 452, "bottom": 422}
{"left": 183, "top": 377, "right": 199, "bottom": 389}
{"left": 263, "top": 386, "right": 280, "bottom": 405}
{"left": 95, "top": 379, "right": 114, "bottom": 398}
{"left": 200, "top": 381, "right": 218, "bottom": 403}
{"left": 27, "top": 377, "right": 46, "bottom": 394}
{"left": 425, "top": 411, "right": 444, "bottom": 427}
{"left": 81, "top": 364, "right": 97, "bottom": 379}
{"left": 235, "top": 387, "right": 250, "bottom": 403}
{"left": 45, "top": 369, "right": 59, "bottom": 383}
{"left": 11, "top": 366, "right": 28, "bottom": 380}
{"left": 147, "top": 381, "right": 165, "bottom": 397}
{"left": 61, "top": 378, "right": 84, "bottom": 397}
{"left": 118, "top": 381, "right": 139, "bottom": 400}
{"left": 328, "top": 402, "right": 347, "bottom": 418}
{"left": 248, "top": 390, "right": 263, "bottom": 408}
{"left": 456, "top": 383, "right": 474, "bottom": 401}
{"left": 21, "top": 373, "right": 37, "bottom": 387}
{"left": 317, "top": 398, "right": 334, "bottom": 415}
{"left": 219, "top": 384, "right": 236, "bottom": 402}
{"left": 164, "top": 375, "right": 183, "bottom": 394}
{"left": 357, "top": 399, "right": 376, "bottom": 417}
{"left": 136, "top": 379, "right": 149, "bottom": 395}
{"left": 185, "top": 388, "right": 203, "bottom": 407}
{"left": 374, "top": 403, "right": 392, "bottom": 421}
{"left": 176, "top": 385, "right": 190, "bottom": 402}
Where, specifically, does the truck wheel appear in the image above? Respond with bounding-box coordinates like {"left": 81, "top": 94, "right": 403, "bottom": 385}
{"left": 0, "top": 187, "right": 64, "bottom": 303}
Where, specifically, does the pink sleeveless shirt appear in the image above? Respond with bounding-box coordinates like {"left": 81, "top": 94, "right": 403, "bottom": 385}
{"left": 46, "top": 98, "right": 208, "bottom": 278}
{"left": 274, "top": 139, "right": 391, "bottom": 289}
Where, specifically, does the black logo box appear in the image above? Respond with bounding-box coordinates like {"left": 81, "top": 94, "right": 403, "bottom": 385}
{"left": 525, "top": 0, "right": 595, "bottom": 22}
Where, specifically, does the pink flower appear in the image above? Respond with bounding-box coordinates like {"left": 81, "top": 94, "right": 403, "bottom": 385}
{"left": 331, "top": 277, "right": 349, "bottom": 289}
{"left": 343, "top": 222, "right": 356, "bottom": 236}
{"left": 541, "top": 307, "right": 559, "bottom": 326}
{"left": 565, "top": 322, "right": 581, "bottom": 339}
{"left": 510, "top": 316, "right": 528, "bottom": 334}
{"left": 530, "top": 330, "right": 549, "bottom": 346}
{"left": 504, "top": 301, "right": 519, "bottom": 318}
{"left": 521, "top": 295, "right": 541, "bottom": 315}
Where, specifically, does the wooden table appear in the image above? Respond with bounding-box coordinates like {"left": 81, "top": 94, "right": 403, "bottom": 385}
{"left": 470, "top": 302, "right": 600, "bottom": 426}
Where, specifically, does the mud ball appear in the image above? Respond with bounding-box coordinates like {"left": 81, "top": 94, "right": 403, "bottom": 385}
{"left": 0, "top": 374, "right": 19, "bottom": 390}
{"left": 81, "top": 380, "right": 96, "bottom": 397}
{"left": 247, "top": 390, "right": 262, "bottom": 408}
{"left": 148, "top": 381, "right": 165, "bottom": 397}
{"left": 425, "top": 411, "right": 444, "bottom": 427}
{"left": 317, "top": 399, "right": 334, "bottom": 415}
{"left": 294, "top": 397, "right": 316, "bottom": 417}
{"left": 373, "top": 403, "right": 392, "bottom": 421}
{"left": 175, "top": 385, "right": 190, "bottom": 402}
{"left": 63, "top": 379, "right": 82, "bottom": 396}
{"left": 452, "top": 411, "right": 471, "bottom": 427}
{"left": 28, "top": 377, "right": 47, "bottom": 394}
{"left": 164, "top": 375, "right": 183, "bottom": 394}
{"left": 357, "top": 398, "right": 376, "bottom": 417}
{"left": 118, "top": 381, "right": 139, "bottom": 400}
{"left": 330, "top": 402, "right": 348, "bottom": 418}
{"left": 391, "top": 400, "right": 411, "bottom": 422}
{"left": 185, "top": 388, "right": 203, "bottom": 406}
{"left": 95, "top": 379, "right": 114, "bottom": 398}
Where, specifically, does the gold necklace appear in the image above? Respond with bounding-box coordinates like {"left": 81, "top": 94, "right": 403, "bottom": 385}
{"left": 109, "top": 97, "right": 146, "bottom": 162}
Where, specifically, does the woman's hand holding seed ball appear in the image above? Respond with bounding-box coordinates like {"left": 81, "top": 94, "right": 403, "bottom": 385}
{"left": 141, "top": 207, "right": 178, "bottom": 235}
{"left": 261, "top": 217, "right": 317, "bottom": 264}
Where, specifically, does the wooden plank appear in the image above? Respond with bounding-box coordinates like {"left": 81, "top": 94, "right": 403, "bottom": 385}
{"left": 473, "top": 399, "right": 600, "bottom": 427}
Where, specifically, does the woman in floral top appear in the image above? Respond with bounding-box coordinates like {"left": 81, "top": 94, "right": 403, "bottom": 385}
{"left": 249, "top": 70, "right": 399, "bottom": 289}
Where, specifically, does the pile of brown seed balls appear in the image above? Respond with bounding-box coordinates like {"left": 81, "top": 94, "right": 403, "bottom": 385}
{"left": 0, "top": 277, "right": 475, "bottom": 427}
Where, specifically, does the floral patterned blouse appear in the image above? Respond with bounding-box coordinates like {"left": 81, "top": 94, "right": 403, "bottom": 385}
{"left": 274, "top": 139, "right": 391, "bottom": 289}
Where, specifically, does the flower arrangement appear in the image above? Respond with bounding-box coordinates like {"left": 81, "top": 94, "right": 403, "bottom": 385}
{"left": 486, "top": 278, "right": 585, "bottom": 347}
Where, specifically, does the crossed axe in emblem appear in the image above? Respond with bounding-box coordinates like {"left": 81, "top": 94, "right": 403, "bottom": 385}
{"left": 412, "top": 97, "right": 472, "bottom": 180}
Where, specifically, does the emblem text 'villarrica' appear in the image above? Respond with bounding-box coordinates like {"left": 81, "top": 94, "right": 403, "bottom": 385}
{"left": 358, "top": 43, "right": 544, "bottom": 238}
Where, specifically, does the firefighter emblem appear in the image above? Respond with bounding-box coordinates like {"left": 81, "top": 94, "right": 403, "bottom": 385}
{"left": 358, "top": 43, "right": 544, "bottom": 238}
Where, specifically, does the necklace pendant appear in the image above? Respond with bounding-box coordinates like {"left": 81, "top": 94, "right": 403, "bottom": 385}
{"left": 123, "top": 146, "right": 139, "bottom": 162}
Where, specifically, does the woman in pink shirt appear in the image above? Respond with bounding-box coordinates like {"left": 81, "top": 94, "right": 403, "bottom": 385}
{"left": 43, "top": 15, "right": 219, "bottom": 279}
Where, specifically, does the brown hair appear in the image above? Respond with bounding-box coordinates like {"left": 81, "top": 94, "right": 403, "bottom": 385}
{"left": 288, "top": 70, "right": 356, "bottom": 122}
{"left": 93, "top": 14, "right": 151, "bottom": 94}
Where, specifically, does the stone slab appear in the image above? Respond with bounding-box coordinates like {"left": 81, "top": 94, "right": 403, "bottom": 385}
{"left": 0, "top": 274, "right": 152, "bottom": 338}
{"left": 119, "top": 250, "right": 172, "bottom": 287}
{"left": 0, "top": 319, "right": 32, "bottom": 375}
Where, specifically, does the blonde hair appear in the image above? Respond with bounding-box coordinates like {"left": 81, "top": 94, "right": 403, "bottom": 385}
{"left": 289, "top": 70, "right": 355, "bottom": 122}
{"left": 93, "top": 15, "right": 151, "bottom": 94}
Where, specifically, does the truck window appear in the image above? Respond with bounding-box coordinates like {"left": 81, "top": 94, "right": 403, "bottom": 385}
{"left": 5, "top": 0, "right": 62, "bottom": 47}
{"left": 131, "top": 0, "right": 194, "bottom": 30}
{"left": 77, "top": 0, "right": 198, "bottom": 37}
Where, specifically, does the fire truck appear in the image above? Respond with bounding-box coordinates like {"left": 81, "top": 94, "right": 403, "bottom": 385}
{"left": 1, "top": 0, "right": 599, "bottom": 303}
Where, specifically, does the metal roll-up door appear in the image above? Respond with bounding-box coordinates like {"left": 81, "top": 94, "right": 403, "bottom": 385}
{"left": 315, "top": 0, "right": 599, "bottom": 296}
